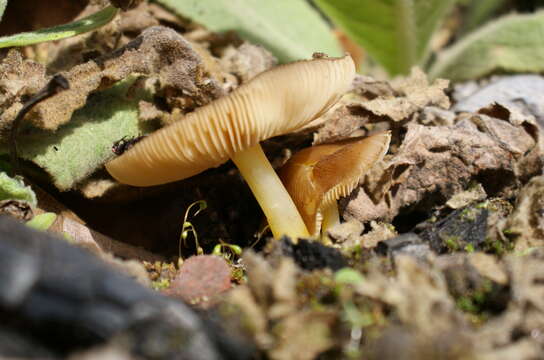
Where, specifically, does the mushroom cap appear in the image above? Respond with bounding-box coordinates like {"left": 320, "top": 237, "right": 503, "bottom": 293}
{"left": 278, "top": 131, "right": 391, "bottom": 235}
{"left": 106, "top": 55, "right": 355, "bottom": 186}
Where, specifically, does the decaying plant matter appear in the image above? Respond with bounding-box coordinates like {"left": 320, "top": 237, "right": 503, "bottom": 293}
{"left": 1, "top": 2, "right": 544, "bottom": 360}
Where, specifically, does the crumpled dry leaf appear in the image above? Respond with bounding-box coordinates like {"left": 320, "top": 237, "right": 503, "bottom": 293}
{"left": 446, "top": 182, "right": 487, "bottom": 209}
{"left": 356, "top": 255, "right": 468, "bottom": 335}
{"left": 373, "top": 68, "right": 451, "bottom": 121}
{"left": 0, "top": 50, "right": 47, "bottom": 135}
{"left": 314, "top": 68, "right": 450, "bottom": 144}
{"left": 473, "top": 251, "right": 544, "bottom": 359}
{"left": 0, "top": 25, "right": 224, "bottom": 135}
{"left": 40, "top": 1, "right": 123, "bottom": 73}
{"left": 344, "top": 110, "right": 539, "bottom": 224}
{"left": 361, "top": 249, "right": 544, "bottom": 359}
{"left": 454, "top": 75, "right": 544, "bottom": 180}
{"left": 224, "top": 251, "right": 336, "bottom": 359}
{"left": 220, "top": 42, "right": 277, "bottom": 84}
{"left": 327, "top": 219, "right": 363, "bottom": 245}
{"left": 497, "top": 175, "right": 544, "bottom": 252}
{"left": 328, "top": 220, "right": 396, "bottom": 250}
{"left": 467, "top": 252, "right": 508, "bottom": 285}
{"left": 0, "top": 200, "right": 33, "bottom": 221}
{"left": 268, "top": 310, "right": 335, "bottom": 360}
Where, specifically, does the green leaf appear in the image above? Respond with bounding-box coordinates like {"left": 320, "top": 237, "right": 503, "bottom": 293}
{"left": 460, "top": 0, "right": 506, "bottom": 35}
{"left": 26, "top": 212, "right": 57, "bottom": 231}
{"left": 0, "top": 172, "right": 37, "bottom": 206}
{"left": 154, "top": 0, "right": 342, "bottom": 63}
{"left": 314, "top": 0, "right": 455, "bottom": 75}
{"left": 0, "top": 6, "right": 118, "bottom": 49}
{"left": 335, "top": 268, "right": 364, "bottom": 285}
{"left": 16, "top": 78, "right": 154, "bottom": 191}
{"left": 0, "top": 0, "right": 7, "bottom": 23}
{"left": 429, "top": 11, "right": 544, "bottom": 81}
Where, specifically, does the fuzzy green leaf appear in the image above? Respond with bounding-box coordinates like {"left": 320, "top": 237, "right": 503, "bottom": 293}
{"left": 0, "top": 6, "right": 118, "bottom": 49}
{"left": 460, "top": 0, "right": 506, "bottom": 35}
{"left": 154, "top": 0, "right": 342, "bottom": 63}
{"left": 429, "top": 11, "right": 544, "bottom": 81}
{"left": 26, "top": 212, "right": 57, "bottom": 231}
{"left": 0, "top": 172, "right": 37, "bottom": 206}
{"left": 314, "top": 0, "right": 455, "bottom": 75}
{"left": 0, "top": 0, "right": 7, "bottom": 23}
{"left": 16, "top": 79, "right": 154, "bottom": 191}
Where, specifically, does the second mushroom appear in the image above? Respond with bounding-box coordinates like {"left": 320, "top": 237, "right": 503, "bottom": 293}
{"left": 278, "top": 132, "right": 391, "bottom": 238}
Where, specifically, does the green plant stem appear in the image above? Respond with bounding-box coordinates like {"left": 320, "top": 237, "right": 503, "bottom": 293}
{"left": 231, "top": 143, "right": 309, "bottom": 240}
{"left": 0, "top": 6, "right": 118, "bottom": 49}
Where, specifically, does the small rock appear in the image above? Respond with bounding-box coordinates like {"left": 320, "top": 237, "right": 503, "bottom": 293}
{"left": 376, "top": 233, "right": 432, "bottom": 263}
{"left": 376, "top": 233, "right": 424, "bottom": 255}
{"left": 168, "top": 255, "right": 232, "bottom": 307}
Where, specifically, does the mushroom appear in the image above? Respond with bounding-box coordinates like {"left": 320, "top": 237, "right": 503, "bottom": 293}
{"left": 106, "top": 55, "right": 356, "bottom": 240}
{"left": 278, "top": 132, "right": 391, "bottom": 237}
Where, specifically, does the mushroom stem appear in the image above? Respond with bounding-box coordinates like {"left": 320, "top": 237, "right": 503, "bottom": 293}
{"left": 231, "top": 143, "right": 310, "bottom": 240}
{"left": 321, "top": 202, "right": 340, "bottom": 238}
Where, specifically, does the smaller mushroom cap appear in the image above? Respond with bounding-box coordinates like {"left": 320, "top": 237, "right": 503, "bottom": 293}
{"left": 279, "top": 131, "right": 391, "bottom": 235}
{"left": 106, "top": 55, "right": 355, "bottom": 186}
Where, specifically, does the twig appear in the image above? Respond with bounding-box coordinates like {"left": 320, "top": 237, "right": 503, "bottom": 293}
{"left": 9, "top": 74, "right": 69, "bottom": 176}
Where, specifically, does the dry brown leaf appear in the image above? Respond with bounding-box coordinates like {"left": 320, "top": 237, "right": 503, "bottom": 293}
{"left": 359, "top": 221, "right": 398, "bottom": 249}
{"left": 220, "top": 42, "right": 277, "bottom": 84}
{"left": 364, "top": 68, "right": 450, "bottom": 122}
{"left": 474, "top": 251, "right": 544, "bottom": 358}
{"left": 269, "top": 311, "right": 335, "bottom": 360}
{"left": 222, "top": 251, "right": 336, "bottom": 358}
{"left": 314, "top": 68, "right": 450, "bottom": 144}
{"left": 499, "top": 175, "right": 544, "bottom": 251}
{"left": 344, "top": 112, "right": 538, "bottom": 224}
{"left": 355, "top": 255, "right": 467, "bottom": 335}
{"left": 0, "top": 26, "right": 225, "bottom": 135}
{"left": 467, "top": 253, "right": 508, "bottom": 285}
{"left": 446, "top": 182, "right": 487, "bottom": 209}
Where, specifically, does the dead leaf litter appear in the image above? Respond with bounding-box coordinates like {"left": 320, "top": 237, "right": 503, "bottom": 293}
{"left": 1, "top": 2, "right": 544, "bottom": 359}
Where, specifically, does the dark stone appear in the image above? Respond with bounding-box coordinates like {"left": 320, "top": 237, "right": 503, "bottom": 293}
{"left": 376, "top": 233, "right": 432, "bottom": 264}
{"left": 281, "top": 237, "right": 348, "bottom": 271}
{"left": 417, "top": 205, "right": 488, "bottom": 253}
{"left": 0, "top": 216, "right": 252, "bottom": 359}
{"left": 376, "top": 233, "right": 424, "bottom": 256}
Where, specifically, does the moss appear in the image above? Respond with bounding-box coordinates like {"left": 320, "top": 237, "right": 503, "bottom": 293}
{"left": 151, "top": 278, "right": 171, "bottom": 290}
{"left": 444, "top": 236, "right": 461, "bottom": 251}
{"left": 464, "top": 243, "right": 475, "bottom": 253}
{"left": 460, "top": 207, "right": 477, "bottom": 222}
{"left": 231, "top": 265, "right": 246, "bottom": 283}
{"left": 483, "top": 236, "right": 515, "bottom": 255}
{"left": 454, "top": 279, "right": 494, "bottom": 324}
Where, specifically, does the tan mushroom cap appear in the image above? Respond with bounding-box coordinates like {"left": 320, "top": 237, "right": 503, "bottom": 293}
{"left": 106, "top": 55, "right": 355, "bottom": 186}
{"left": 278, "top": 131, "right": 391, "bottom": 235}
